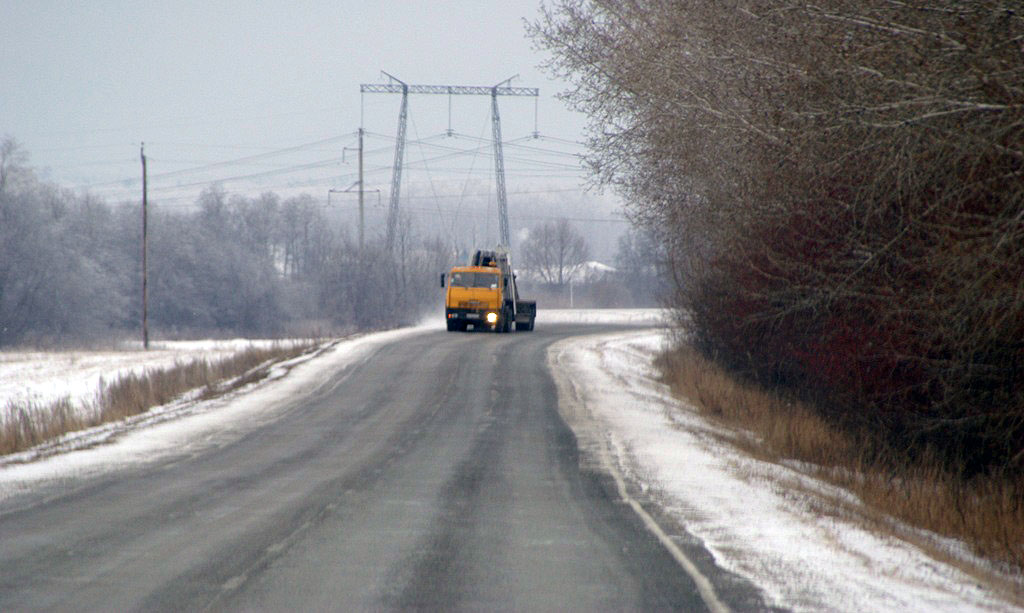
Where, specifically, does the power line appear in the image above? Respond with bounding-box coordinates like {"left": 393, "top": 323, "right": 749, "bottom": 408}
{"left": 75, "top": 127, "right": 596, "bottom": 213}
{"left": 133, "top": 185, "right": 599, "bottom": 209}
{"left": 76, "top": 133, "right": 358, "bottom": 189}
{"left": 80, "top": 130, "right": 582, "bottom": 196}
{"left": 396, "top": 204, "right": 627, "bottom": 224}
{"left": 94, "top": 135, "right": 584, "bottom": 196}
{"left": 140, "top": 133, "right": 357, "bottom": 181}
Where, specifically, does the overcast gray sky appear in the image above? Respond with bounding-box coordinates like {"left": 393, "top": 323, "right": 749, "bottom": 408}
{"left": 1, "top": 1, "right": 585, "bottom": 180}
{"left": 1, "top": 1, "right": 627, "bottom": 257}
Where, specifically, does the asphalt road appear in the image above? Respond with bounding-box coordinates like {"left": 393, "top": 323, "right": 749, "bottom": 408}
{"left": 0, "top": 323, "right": 743, "bottom": 611}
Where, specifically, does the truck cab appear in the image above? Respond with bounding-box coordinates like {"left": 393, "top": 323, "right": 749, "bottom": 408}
{"left": 441, "top": 249, "right": 536, "bottom": 332}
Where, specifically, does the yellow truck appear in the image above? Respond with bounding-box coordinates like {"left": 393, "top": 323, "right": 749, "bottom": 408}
{"left": 441, "top": 249, "right": 536, "bottom": 332}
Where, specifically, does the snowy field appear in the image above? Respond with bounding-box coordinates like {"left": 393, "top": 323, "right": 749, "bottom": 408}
{"left": 0, "top": 339, "right": 304, "bottom": 412}
{"left": 0, "top": 328, "right": 424, "bottom": 487}
{"left": 0, "top": 309, "right": 1019, "bottom": 610}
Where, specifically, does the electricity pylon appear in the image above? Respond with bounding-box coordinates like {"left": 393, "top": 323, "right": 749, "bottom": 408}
{"left": 361, "top": 74, "right": 539, "bottom": 251}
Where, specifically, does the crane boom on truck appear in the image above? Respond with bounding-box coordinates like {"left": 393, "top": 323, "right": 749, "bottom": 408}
{"left": 441, "top": 248, "right": 536, "bottom": 332}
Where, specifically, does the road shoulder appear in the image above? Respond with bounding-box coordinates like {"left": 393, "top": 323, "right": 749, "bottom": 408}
{"left": 548, "top": 329, "right": 1015, "bottom": 612}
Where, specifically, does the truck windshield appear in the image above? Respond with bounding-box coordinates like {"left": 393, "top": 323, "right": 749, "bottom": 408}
{"left": 450, "top": 272, "right": 498, "bottom": 289}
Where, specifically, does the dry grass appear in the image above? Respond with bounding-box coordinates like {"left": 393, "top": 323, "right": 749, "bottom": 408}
{"left": 1, "top": 398, "right": 89, "bottom": 455}
{"left": 0, "top": 341, "right": 318, "bottom": 457}
{"left": 657, "top": 342, "right": 1024, "bottom": 584}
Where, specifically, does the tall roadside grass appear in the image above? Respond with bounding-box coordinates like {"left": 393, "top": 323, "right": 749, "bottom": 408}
{"left": 657, "top": 342, "right": 1024, "bottom": 582}
{"left": 1, "top": 341, "right": 318, "bottom": 457}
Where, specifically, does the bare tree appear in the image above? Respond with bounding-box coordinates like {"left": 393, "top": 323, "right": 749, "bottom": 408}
{"left": 531, "top": 1, "right": 1024, "bottom": 471}
{"left": 521, "top": 218, "right": 590, "bottom": 286}
{"left": 615, "top": 227, "right": 667, "bottom": 305}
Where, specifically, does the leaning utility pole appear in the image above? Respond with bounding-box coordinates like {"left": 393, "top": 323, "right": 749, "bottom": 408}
{"left": 140, "top": 142, "right": 149, "bottom": 350}
{"left": 360, "top": 74, "right": 538, "bottom": 251}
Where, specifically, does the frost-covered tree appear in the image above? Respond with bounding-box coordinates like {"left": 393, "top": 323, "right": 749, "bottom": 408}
{"left": 521, "top": 218, "right": 590, "bottom": 286}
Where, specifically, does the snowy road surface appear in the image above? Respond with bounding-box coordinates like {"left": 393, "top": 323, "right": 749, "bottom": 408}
{"left": 0, "top": 319, "right": 723, "bottom": 610}
{"left": 0, "top": 311, "right": 1016, "bottom": 611}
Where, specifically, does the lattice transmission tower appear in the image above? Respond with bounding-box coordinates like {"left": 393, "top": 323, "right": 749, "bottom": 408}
{"left": 361, "top": 73, "right": 539, "bottom": 251}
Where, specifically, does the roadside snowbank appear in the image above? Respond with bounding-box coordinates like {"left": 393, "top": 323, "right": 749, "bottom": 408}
{"left": 549, "top": 329, "right": 1015, "bottom": 612}
{"left": 1, "top": 339, "right": 304, "bottom": 411}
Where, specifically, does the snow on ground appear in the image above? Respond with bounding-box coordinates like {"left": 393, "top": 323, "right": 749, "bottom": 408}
{"left": 1, "top": 309, "right": 1018, "bottom": 610}
{"left": 0, "top": 327, "right": 428, "bottom": 503}
{"left": 549, "top": 328, "right": 1018, "bottom": 612}
{"left": 1, "top": 339, "right": 301, "bottom": 412}
{"left": 537, "top": 307, "right": 668, "bottom": 325}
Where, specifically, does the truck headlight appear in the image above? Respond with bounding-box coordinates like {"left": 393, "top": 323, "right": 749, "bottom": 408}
{"left": 486, "top": 312, "right": 498, "bottom": 324}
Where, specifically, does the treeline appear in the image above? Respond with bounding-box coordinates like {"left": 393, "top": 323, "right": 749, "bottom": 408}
{"left": 532, "top": 2, "right": 1023, "bottom": 473}
{"left": 0, "top": 140, "right": 453, "bottom": 346}
{"left": 519, "top": 217, "right": 667, "bottom": 307}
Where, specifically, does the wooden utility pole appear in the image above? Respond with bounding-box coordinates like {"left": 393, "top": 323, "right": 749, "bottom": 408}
{"left": 140, "top": 142, "right": 149, "bottom": 350}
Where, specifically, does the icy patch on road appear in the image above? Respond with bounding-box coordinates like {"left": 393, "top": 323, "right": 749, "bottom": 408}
{"left": 549, "top": 330, "right": 1016, "bottom": 612}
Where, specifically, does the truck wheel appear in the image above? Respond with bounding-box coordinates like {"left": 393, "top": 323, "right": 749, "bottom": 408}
{"left": 447, "top": 319, "right": 462, "bottom": 332}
